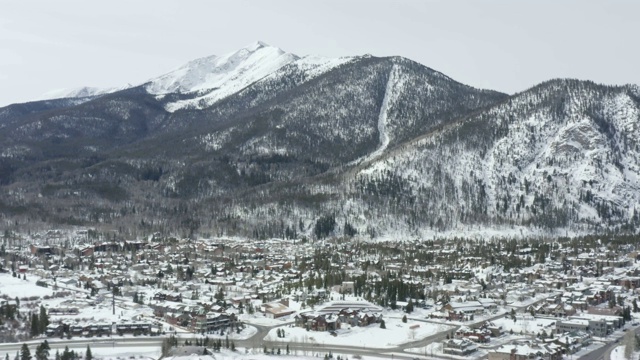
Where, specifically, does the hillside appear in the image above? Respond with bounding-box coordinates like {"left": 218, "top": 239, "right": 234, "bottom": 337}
{"left": 0, "top": 43, "right": 638, "bottom": 239}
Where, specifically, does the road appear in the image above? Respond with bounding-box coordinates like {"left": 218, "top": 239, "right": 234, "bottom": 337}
{"left": 0, "top": 337, "right": 163, "bottom": 355}
{"left": 3, "top": 305, "right": 585, "bottom": 360}
{"left": 578, "top": 325, "right": 640, "bottom": 360}
{"left": 0, "top": 319, "right": 452, "bottom": 360}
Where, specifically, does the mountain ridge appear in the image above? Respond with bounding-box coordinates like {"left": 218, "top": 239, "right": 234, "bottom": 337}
{"left": 0, "top": 43, "right": 638, "bottom": 240}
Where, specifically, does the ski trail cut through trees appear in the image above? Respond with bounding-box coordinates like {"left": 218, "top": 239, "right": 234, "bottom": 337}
{"left": 362, "top": 65, "right": 398, "bottom": 164}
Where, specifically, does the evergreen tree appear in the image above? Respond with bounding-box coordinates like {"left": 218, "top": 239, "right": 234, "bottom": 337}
{"left": 84, "top": 345, "right": 92, "bottom": 360}
{"left": 30, "top": 313, "right": 40, "bottom": 337}
{"left": 402, "top": 315, "right": 407, "bottom": 323}
{"left": 20, "top": 344, "right": 31, "bottom": 360}
{"left": 379, "top": 320, "right": 386, "bottom": 329}
{"left": 35, "top": 341, "right": 49, "bottom": 360}
{"left": 406, "top": 299, "right": 414, "bottom": 313}
{"left": 61, "top": 347, "right": 71, "bottom": 360}
{"left": 39, "top": 306, "right": 49, "bottom": 335}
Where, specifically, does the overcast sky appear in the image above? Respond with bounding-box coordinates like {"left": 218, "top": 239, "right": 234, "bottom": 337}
{"left": 1, "top": 0, "right": 638, "bottom": 107}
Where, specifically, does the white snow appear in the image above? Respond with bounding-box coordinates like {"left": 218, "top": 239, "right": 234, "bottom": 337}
{"left": 266, "top": 317, "right": 453, "bottom": 349}
{"left": 0, "top": 272, "right": 54, "bottom": 298}
{"left": 367, "top": 65, "right": 396, "bottom": 161}
{"left": 284, "top": 54, "right": 356, "bottom": 80}
{"left": 146, "top": 42, "right": 298, "bottom": 112}
{"left": 37, "top": 85, "right": 131, "bottom": 101}
{"left": 355, "top": 64, "right": 405, "bottom": 168}
{"left": 610, "top": 345, "right": 627, "bottom": 360}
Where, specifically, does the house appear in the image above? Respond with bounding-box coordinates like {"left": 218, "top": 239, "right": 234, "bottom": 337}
{"left": 554, "top": 331, "right": 591, "bottom": 353}
{"left": 45, "top": 323, "right": 64, "bottom": 337}
{"left": 165, "top": 312, "right": 191, "bottom": 327}
{"left": 455, "top": 325, "right": 491, "bottom": 343}
{"left": 263, "top": 301, "right": 295, "bottom": 319}
{"left": 48, "top": 307, "right": 79, "bottom": 315}
{"left": 357, "top": 311, "right": 381, "bottom": 327}
{"left": 477, "top": 298, "right": 498, "bottom": 312}
{"left": 115, "top": 322, "right": 151, "bottom": 335}
{"left": 294, "top": 312, "right": 341, "bottom": 331}
{"left": 154, "top": 291, "right": 183, "bottom": 302}
{"left": 338, "top": 309, "right": 360, "bottom": 327}
{"left": 340, "top": 281, "right": 355, "bottom": 293}
{"left": 85, "top": 323, "right": 113, "bottom": 337}
{"left": 57, "top": 278, "right": 78, "bottom": 287}
{"left": 80, "top": 246, "right": 94, "bottom": 257}
{"left": 443, "top": 338, "right": 478, "bottom": 356}
{"left": 30, "top": 245, "right": 53, "bottom": 255}
{"left": 191, "top": 312, "right": 235, "bottom": 333}
{"left": 540, "top": 303, "right": 576, "bottom": 317}
{"left": 0, "top": 300, "right": 18, "bottom": 312}
{"left": 441, "top": 301, "right": 485, "bottom": 320}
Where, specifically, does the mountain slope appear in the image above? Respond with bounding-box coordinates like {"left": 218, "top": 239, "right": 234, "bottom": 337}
{"left": 352, "top": 80, "right": 640, "bottom": 236}
{"left": 0, "top": 43, "right": 638, "bottom": 239}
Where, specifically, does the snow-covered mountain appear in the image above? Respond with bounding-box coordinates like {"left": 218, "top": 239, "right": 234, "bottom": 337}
{"left": 145, "top": 41, "right": 300, "bottom": 112}
{"left": 1, "top": 43, "right": 639, "bottom": 239}
{"left": 38, "top": 85, "right": 133, "bottom": 102}
{"left": 351, "top": 80, "right": 640, "bottom": 237}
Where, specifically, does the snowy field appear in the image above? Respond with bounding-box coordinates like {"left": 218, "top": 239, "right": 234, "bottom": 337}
{"left": 0, "top": 273, "right": 54, "bottom": 298}
{"left": 265, "top": 317, "right": 453, "bottom": 349}
{"left": 239, "top": 313, "right": 294, "bottom": 327}
{"left": 175, "top": 325, "right": 258, "bottom": 341}
{"left": 165, "top": 348, "right": 388, "bottom": 360}
{"left": 0, "top": 272, "right": 152, "bottom": 326}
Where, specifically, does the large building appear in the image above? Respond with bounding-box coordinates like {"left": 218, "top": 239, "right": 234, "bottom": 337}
{"left": 556, "top": 314, "right": 622, "bottom": 337}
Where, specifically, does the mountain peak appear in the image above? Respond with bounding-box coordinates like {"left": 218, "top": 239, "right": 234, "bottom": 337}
{"left": 244, "top": 41, "right": 270, "bottom": 51}
{"left": 37, "top": 85, "right": 130, "bottom": 101}
{"left": 145, "top": 42, "right": 299, "bottom": 110}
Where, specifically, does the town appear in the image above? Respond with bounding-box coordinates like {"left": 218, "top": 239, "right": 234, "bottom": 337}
{"left": 1, "top": 229, "right": 640, "bottom": 360}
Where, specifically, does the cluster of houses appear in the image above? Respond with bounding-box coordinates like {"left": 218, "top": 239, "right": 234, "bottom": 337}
{"left": 454, "top": 323, "right": 500, "bottom": 343}
{"left": 294, "top": 307, "right": 383, "bottom": 332}
{"left": 429, "top": 299, "right": 498, "bottom": 321}
{"left": 45, "top": 321, "right": 154, "bottom": 338}
{"left": 489, "top": 341, "right": 564, "bottom": 360}
{"left": 149, "top": 301, "right": 238, "bottom": 334}
{"left": 2, "top": 228, "right": 639, "bottom": 360}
